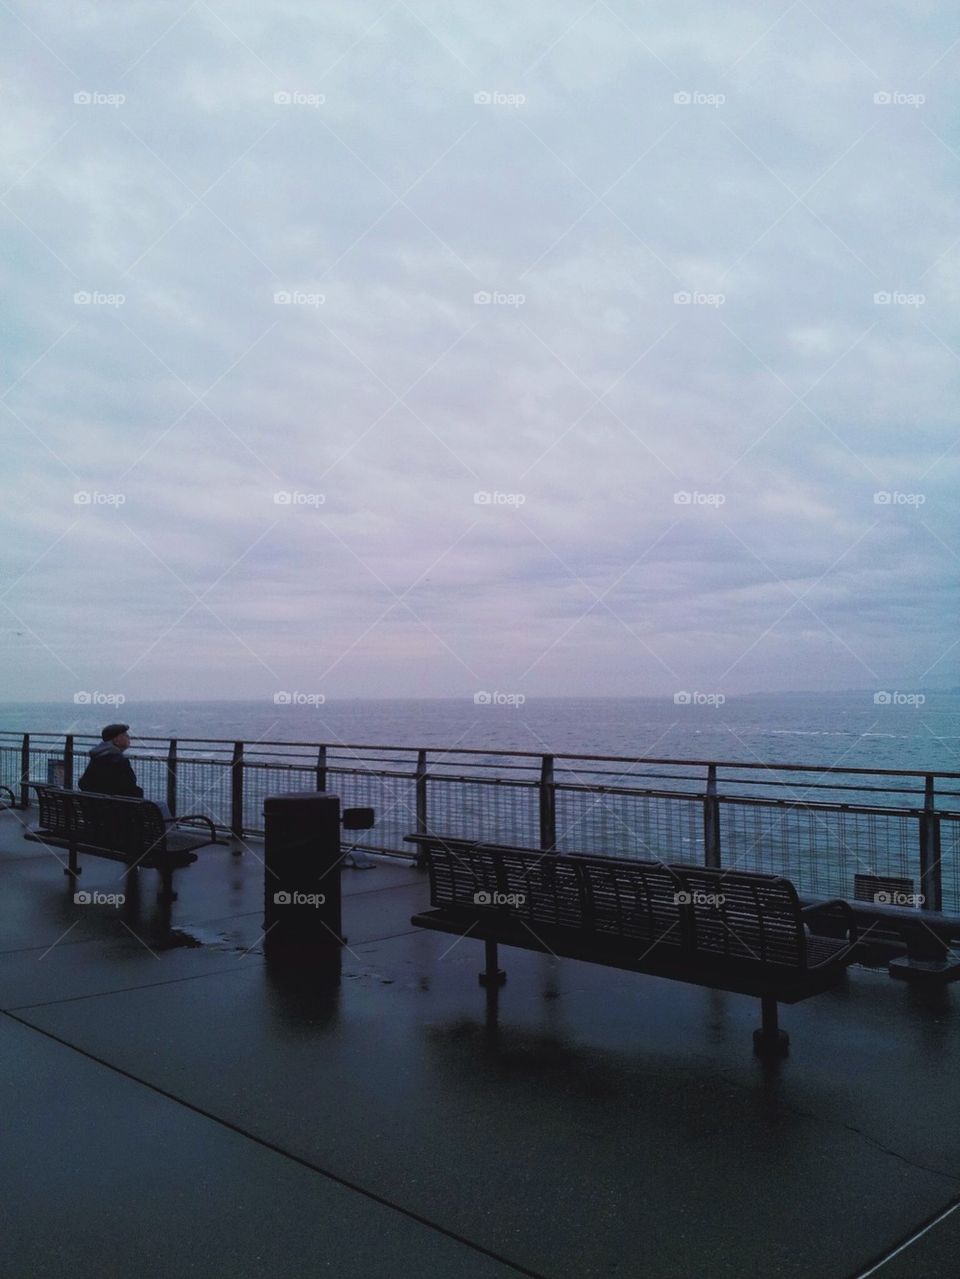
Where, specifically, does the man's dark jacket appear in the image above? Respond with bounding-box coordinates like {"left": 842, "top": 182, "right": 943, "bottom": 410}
{"left": 78, "top": 741, "right": 143, "bottom": 798}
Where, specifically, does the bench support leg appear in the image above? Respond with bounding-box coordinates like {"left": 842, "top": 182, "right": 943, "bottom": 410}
{"left": 479, "top": 938, "right": 506, "bottom": 988}
{"left": 157, "top": 867, "right": 177, "bottom": 904}
{"left": 753, "top": 995, "right": 789, "bottom": 1058}
{"left": 63, "top": 845, "right": 81, "bottom": 877}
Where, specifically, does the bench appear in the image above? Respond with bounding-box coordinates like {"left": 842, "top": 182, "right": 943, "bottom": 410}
{"left": 25, "top": 785, "right": 221, "bottom": 902}
{"left": 407, "top": 834, "right": 858, "bottom": 1057}
{"left": 0, "top": 784, "right": 15, "bottom": 810}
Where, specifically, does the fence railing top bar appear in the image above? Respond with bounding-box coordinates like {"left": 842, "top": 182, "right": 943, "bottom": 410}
{"left": 3, "top": 729, "right": 960, "bottom": 779}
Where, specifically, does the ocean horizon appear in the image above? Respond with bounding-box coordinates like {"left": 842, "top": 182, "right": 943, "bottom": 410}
{"left": 2, "top": 692, "right": 959, "bottom": 773}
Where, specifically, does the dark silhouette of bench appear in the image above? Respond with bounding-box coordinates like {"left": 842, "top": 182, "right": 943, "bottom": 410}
{"left": 26, "top": 785, "right": 221, "bottom": 902}
{"left": 407, "top": 835, "right": 858, "bottom": 1057}
{"left": 0, "top": 784, "right": 15, "bottom": 810}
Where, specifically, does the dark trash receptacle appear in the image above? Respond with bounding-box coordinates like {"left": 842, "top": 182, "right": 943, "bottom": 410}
{"left": 263, "top": 792, "right": 344, "bottom": 963}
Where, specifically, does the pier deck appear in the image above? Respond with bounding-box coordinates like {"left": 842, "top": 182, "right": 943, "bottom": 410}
{"left": 1, "top": 804, "right": 958, "bottom": 1278}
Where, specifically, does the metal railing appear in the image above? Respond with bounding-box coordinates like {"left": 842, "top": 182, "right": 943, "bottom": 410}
{"left": 3, "top": 730, "right": 959, "bottom": 919}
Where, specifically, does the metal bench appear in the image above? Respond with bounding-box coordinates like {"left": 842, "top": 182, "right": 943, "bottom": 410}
{"left": 25, "top": 785, "right": 221, "bottom": 902}
{"left": 407, "top": 835, "right": 858, "bottom": 1057}
{"left": 0, "top": 784, "right": 16, "bottom": 810}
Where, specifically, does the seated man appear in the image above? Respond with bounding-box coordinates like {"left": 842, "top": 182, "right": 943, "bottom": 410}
{"left": 78, "top": 723, "right": 144, "bottom": 798}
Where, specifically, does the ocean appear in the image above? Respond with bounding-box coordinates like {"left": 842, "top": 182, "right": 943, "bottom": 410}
{"left": 2, "top": 692, "right": 959, "bottom": 773}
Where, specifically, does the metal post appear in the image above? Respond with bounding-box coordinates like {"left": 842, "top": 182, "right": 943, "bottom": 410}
{"left": 64, "top": 735, "right": 74, "bottom": 789}
{"left": 919, "top": 774, "right": 942, "bottom": 913}
{"left": 166, "top": 739, "right": 178, "bottom": 817}
{"left": 415, "top": 749, "right": 428, "bottom": 868}
{"left": 316, "top": 744, "right": 327, "bottom": 792}
{"left": 539, "top": 754, "right": 556, "bottom": 852}
{"left": 19, "top": 733, "right": 29, "bottom": 808}
{"left": 704, "top": 763, "right": 721, "bottom": 868}
{"left": 231, "top": 741, "right": 244, "bottom": 839}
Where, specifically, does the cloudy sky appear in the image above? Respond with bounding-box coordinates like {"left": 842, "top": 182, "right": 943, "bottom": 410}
{"left": 2, "top": 0, "right": 958, "bottom": 701}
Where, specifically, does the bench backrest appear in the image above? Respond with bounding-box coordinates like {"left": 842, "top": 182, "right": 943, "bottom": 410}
{"left": 421, "top": 837, "right": 687, "bottom": 950}
{"left": 670, "top": 864, "right": 807, "bottom": 968}
{"left": 36, "top": 786, "right": 168, "bottom": 856}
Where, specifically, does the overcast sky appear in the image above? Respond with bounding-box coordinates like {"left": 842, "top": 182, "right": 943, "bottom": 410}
{"left": 2, "top": 0, "right": 958, "bottom": 701}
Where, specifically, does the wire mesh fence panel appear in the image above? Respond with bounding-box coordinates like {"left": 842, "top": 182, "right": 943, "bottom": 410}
{"left": 941, "top": 817, "right": 960, "bottom": 915}
{"left": 719, "top": 803, "right": 919, "bottom": 900}
{"left": 0, "top": 746, "right": 21, "bottom": 791}
{"left": 174, "top": 758, "right": 234, "bottom": 827}
{"left": 425, "top": 778, "right": 540, "bottom": 847}
{"left": 554, "top": 788, "right": 704, "bottom": 860}
{"left": 241, "top": 766, "right": 317, "bottom": 831}
{"left": 328, "top": 769, "right": 418, "bottom": 855}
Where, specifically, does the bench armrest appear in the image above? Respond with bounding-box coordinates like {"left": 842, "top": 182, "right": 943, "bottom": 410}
{"left": 802, "top": 898, "right": 858, "bottom": 944}
{"left": 165, "top": 813, "right": 221, "bottom": 843}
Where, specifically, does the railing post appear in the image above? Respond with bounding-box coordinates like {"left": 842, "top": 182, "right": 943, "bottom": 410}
{"left": 316, "top": 744, "right": 327, "bottom": 792}
{"left": 19, "top": 732, "right": 30, "bottom": 808}
{"left": 704, "top": 764, "right": 721, "bottom": 868}
{"left": 540, "top": 754, "right": 556, "bottom": 852}
{"left": 416, "top": 749, "right": 428, "bottom": 834}
{"left": 64, "top": 735, "right": 74, "bottom": 789}
{"left": 231, "top": 741, "right": 244, "bottom": 839}
{"left": 919, "top": 774, "right": 942, "bottom": 913}
{"left": 166, "top": 739, "right": 178, "bottom": 817}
